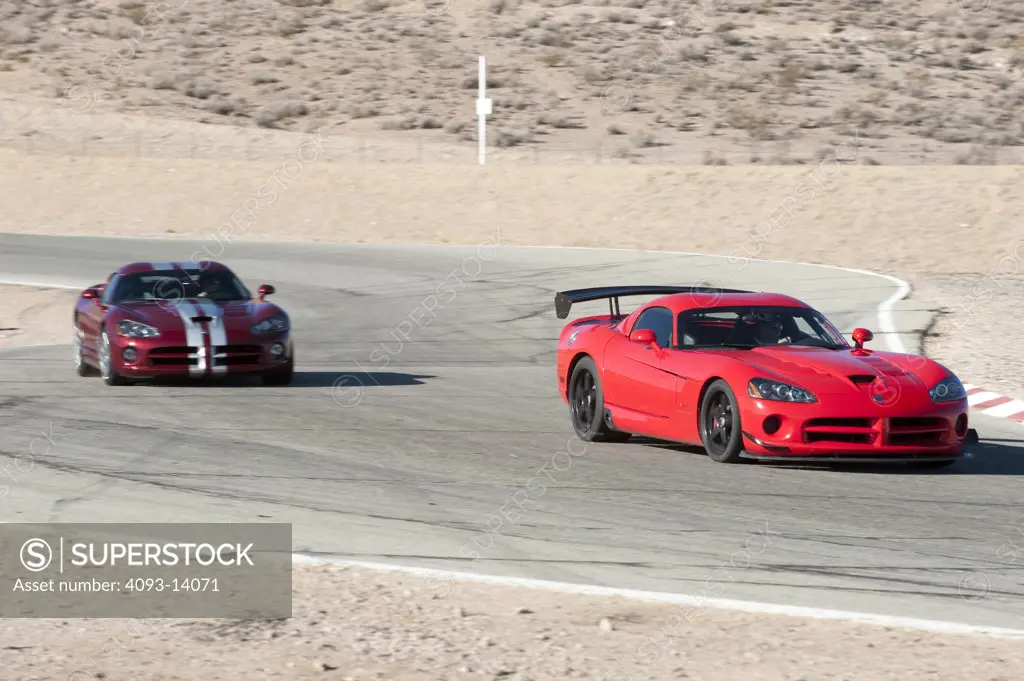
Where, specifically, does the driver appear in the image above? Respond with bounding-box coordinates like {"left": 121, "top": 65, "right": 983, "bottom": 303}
{"left": 742, "top": 311, "right": 794, "bottom": 345}
{"left": 197, "top": 271, "right": 230, "bottom": 299}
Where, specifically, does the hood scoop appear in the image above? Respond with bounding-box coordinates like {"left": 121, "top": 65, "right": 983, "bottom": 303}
{"left": 191, "top": 315, "right": 214, "bottom": 323}
{"left": 848, "top": 374, "right": 877, "bottom": 385}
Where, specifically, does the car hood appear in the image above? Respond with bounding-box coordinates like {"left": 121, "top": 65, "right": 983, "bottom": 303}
{"left": 115, "top": 299, "right": 283, "bottom": 333}
{"left": 714, "top": 346, "right": 948, "bottom": 396}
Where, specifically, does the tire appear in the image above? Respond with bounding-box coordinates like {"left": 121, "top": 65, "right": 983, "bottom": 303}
{"left": 73, "top": 320, "right": 96, "bottom": 377}
{"left": 698, "top": 379, "right": 744, "bottom": 463}
{"left": 567, "top": 357, "right": 630, "bottom": 443}
{"left": 262, "top": 356, "right": 294, "bottom": 386}
{"left": 98, "top": 329, "right": 128, "bottom": 386}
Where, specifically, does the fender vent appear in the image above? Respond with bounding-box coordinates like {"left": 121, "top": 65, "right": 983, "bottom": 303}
{"left": 848, "top": 375, "right": 877, "bottom": 384}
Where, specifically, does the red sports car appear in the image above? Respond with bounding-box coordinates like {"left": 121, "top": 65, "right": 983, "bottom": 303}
{"left": 555, "top": 286, "right": 978, "bottom": 467}
{"left": 73, "top": 261, "right": 294, "bottom": 386}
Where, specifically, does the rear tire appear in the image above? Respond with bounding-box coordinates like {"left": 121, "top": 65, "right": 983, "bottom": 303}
{"left": 262, "top": 355, "right": 294, "bottom": 386}
{"left": 99, "top": 329, "right": 128, "bottom": 386}
{"left": 567, "top": 357, "right": 631, "bottom": 443}
{"left": 698, "top": 379, "right": 744, "bottom": 463}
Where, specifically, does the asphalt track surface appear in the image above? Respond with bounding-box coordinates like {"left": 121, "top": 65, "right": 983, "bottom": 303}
{"left": 1, "top": 233, "right": 1023, "bottom": 629}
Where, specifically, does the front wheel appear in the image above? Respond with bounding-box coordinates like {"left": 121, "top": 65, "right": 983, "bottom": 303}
{"left": 262, "top": 356, "right": 294, "bottom": 386}
{"left": 73, "top": 321, "right": 96, "bottom": 377}
{"left": 698, "top": 379, "right": 744, "bottom": 463}
{"left": 99, "top": 330, "right": 128, "bottom": 386}
{"left": 567, "top": 357, "right": 630, "bottom": 443}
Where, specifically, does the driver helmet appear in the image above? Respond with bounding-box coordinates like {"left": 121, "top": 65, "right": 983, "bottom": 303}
{"left": 198, "top": 270, "right": 228, "bottom": 295}
{"left": 744, "top": 311, "right": 783, "bottom": 345}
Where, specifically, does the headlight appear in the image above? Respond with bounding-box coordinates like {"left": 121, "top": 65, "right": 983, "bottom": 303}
{"left": 929, "top": 375, "right": 966, "bottom": 402}
{"left": 748, "top": 378, "right": 817, "bottom": 403}
{"left": 117, "top": 320, "right": 160, "bottom": 338}
{"left": 251, "top": 315, "right": 288, "bottom": 335}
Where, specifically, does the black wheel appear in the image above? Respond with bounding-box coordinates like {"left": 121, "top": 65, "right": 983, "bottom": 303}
{"left": 73, "top": 320, "right": 96, "bottom": 377}
{"left": 567, "top": 357, "right": 630, "bottom": 443}
{"left": 698, "top": 380, "right": 744, "bottom": 463}
{"left": 98, "top": 329, "right": 128, "bottom": 386}
{"left": 262, "top": 356, "right": 294, "bottom": 386}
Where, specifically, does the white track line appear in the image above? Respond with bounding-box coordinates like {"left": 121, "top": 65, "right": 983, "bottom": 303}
{"left": 0, "top": 278, "right": 86, "bottom": 290}
{"left": 512, "top": 245, "right": 913, "bottom": 354}
{"left": 293, "top": 555, "right": 1024, "bottom": 640}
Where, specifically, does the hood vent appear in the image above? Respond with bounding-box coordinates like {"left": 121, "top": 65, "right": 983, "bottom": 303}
{"left": 848, "top": 375, "right": 877, "bottom": 384}
{"left": 191, "top": 315, "right": 214, "bottom": 323}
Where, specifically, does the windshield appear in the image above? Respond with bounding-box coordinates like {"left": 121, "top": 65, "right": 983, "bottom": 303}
{"left": 677, "top": 306, "right": 849, "bottom": 350}
{"left": 109, "top": 269, "right": 251, "bottom": 303}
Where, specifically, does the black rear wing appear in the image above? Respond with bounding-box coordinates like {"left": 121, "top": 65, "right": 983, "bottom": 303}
{"left": 554, "top": 285, "right": 752, "bottom": 319}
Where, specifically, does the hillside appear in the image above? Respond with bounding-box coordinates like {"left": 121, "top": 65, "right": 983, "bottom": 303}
{"left": 1, "top": 0, "right": 1022, "bottom": 164}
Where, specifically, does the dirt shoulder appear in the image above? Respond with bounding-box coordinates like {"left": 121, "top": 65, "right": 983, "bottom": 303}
{"left": 2, "top": 564, "right": 1021, "bottom": 681}
{"left": 2, "top": 148, "right": 1022, "bottom": 277}
{"left": 0, "top": 285, "right": 76, "bottom": 349}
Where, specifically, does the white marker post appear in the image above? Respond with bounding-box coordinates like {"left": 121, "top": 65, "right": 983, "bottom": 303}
{"left": 475, "top": 56, "right": 492, "bottom": 165}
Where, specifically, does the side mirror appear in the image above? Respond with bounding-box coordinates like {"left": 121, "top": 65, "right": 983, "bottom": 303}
{"left": 630, "top": 328, "right": 658, "bottom": 348}
{"left": 257, "top": 284, "right": 275, "bottom": 300}
{"left": 852, "top": 327, "right": 873, "bottom": 351}
{"left": 81, "top": 288, "right": 98, "bottom": 299}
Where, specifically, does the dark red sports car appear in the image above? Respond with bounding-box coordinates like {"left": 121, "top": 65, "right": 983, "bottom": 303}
{"left": 555, "top": 286, "right": 978, "bottom": 467}
{"left": 73, "top": 261, "right": 293, "bottom": 386}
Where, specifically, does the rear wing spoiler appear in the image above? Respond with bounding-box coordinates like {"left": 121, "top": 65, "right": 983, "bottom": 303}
{"left": 554, "top": 285, "right": 752, "bottom": 319}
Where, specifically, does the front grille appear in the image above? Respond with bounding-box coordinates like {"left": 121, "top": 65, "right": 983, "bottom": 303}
{"left": 215, "top": 345, "right": 262, "bottom": 354}
{"left": 802, "top": 416, "right": 950, "bottom": 447}
{"left": 150, "top": 357, "right": 197, "bottom": 366}
{"left": 803, "top": 417, "right": 878, "bottom": 444}
{"left": 889, "top": 416, "right": 947, "bottom": 446}
{"left": 148, "top": 346, "right": 197, "bottom": 355}
{"left": 213, "top": 344, "right": 264, "bottom": 368}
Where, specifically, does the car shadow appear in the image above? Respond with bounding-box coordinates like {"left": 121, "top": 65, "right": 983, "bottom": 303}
{"left": 291, "top": 370, "right": 435, "bottom": 388}
{"left": 131, "top": 371, "right": 435, "bottom": 389}
{"left": 633, "top": 436, "right": 1024, "bottom": 475}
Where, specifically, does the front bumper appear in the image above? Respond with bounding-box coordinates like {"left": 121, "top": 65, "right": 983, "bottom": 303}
{"left": 739, "top": 397, "right": 974, "bottom": 460}
{"left": 111, "top": 334, "right": 292, "bottom": 377}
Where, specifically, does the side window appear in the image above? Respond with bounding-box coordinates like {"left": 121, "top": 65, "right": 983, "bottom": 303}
{"left": 101, "top": 274, "right": 120, "bottom": 304}
{"left": 632, "top": 306, "right": 673, "bottom": 347}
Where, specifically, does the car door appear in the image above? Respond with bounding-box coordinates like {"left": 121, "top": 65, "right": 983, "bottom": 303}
{"left": 659, "top": 310, "right": 736, "bottom": 444}
{"left": 601, "top": 305, "right": 678, "bottom": 438}
{"left": 81, "top": 273, "right": 117, "bottom": 354}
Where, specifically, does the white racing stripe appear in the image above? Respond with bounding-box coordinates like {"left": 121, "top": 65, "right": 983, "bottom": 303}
{"left": 169, "top": 301, "right": 206, "bottom": 376}
{"left": 193, "top": 299, "right": 228, "bottom": 375}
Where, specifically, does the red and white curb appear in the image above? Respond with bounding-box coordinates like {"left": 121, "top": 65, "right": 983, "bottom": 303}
{"left": 964, "top": 384, "right": 1024, "bottom": 425}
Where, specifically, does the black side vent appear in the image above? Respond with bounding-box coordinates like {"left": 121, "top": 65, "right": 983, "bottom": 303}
{"left": 848, "top": 375, "right": 877, "bottom": 384}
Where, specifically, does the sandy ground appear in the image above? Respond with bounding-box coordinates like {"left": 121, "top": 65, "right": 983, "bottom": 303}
{"left": 3, "top": 564, "right": 1024, "bottom": 681}
{"left": 2, "top": 146, "right": 1023, "bottom": 276}
{"left": 0, "top": 285, "right": 76, "bottom": 349}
